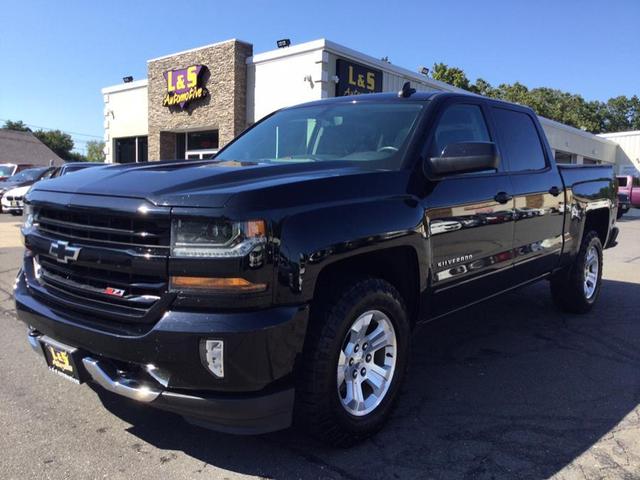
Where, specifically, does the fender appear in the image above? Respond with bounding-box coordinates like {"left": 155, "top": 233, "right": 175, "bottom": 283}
{"left": 559, "top": 173, "right": 616, "bottom": 267}
{"left": 274, "top": 195, "right": 428, "bottom": 305}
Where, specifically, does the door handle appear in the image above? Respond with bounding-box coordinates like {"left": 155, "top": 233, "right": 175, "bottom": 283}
{"left": 548, "top": 186, "right": 561, "bottom": 196}
{"left": 494, "top": 192, "right": 513, "bottom": 204}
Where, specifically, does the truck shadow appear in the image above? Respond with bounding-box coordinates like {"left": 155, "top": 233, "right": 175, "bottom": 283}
{"left": 94, "top": 278, "right": 640, "bottom": 479}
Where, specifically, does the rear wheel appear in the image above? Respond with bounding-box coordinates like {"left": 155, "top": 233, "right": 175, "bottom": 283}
{"left": 296, "top": 278, "right": 410, "bottom": 446}
{"left": 550, "top": 231, "right": 603, "bottom": 313}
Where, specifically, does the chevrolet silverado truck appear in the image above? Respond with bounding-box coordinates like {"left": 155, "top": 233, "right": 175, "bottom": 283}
{"left": 15, "top": 89, "right": 618, "bottom": 445}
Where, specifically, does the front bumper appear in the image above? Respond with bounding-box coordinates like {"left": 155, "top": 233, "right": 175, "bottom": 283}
{"left": 16, "top": 270, "right": 309, "bottom": 434}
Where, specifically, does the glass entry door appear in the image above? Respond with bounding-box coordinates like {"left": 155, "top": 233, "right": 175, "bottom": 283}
{"left": 186, "top": 150, "right": 218, "bottom": 159}
{"left": 183, "top": 130, "right": 219, "bottom": 159}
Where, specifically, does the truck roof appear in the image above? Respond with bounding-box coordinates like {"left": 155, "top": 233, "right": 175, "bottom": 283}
{"left": 287, "top": 90, "right": 536, "bottom": 116}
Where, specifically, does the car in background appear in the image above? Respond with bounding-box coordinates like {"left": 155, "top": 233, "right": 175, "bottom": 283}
{"left": 617, "top": 175, "right": 640, "bottom": 208}
{"left": 1, "top": 163, "right": 107, "bottom": 215}
{"left": 2, "top": 185, "right": 32, "bottom": 215}
{"left": 49, "top": 161, "right": 107, "bottom": 179}
{"left": 0, "top": 166, "right": 53, "bottom": 204}
{"left": 0, "top": 163, "right": 35, "bottom": 181}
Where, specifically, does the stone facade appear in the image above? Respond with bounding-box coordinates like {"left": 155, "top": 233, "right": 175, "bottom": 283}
{"left": 147, "top": 39, "right": 253, "bottom": 160}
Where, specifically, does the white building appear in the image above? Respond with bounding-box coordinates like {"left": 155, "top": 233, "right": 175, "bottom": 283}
{"left": 102, "top": 38, "right": 640, "bottom": 174}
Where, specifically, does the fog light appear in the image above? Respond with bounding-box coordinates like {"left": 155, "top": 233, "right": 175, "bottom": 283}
{"left": 202, "top": 340, "right": 224, "bottom": 378}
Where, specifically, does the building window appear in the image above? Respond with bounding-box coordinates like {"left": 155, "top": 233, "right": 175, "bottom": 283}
{"left": 583, "top": 157, "right": 600, "bottom": 165}
{"left": 183, "top": 130, "right": 219, "bottom": 159}
{"left": 555, "top": 151, "right": 573, "bottom": 164}
{"left": 114, "top": 136, "right": 148, "bottom": 163}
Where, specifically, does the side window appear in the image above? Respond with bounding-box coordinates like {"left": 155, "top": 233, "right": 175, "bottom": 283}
{"left": 430, "top": 104, "right": 491, "bottom": 157}
{"left": 617, "top": 176, "right": 628, "bottom": 187}
{"left": 633, "top": 177, "right": 640, "bottom": 187}
{"left": 492, "top": 108, "right": 547, "bottom": 172}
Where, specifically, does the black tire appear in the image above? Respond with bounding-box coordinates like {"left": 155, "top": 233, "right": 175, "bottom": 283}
{"left": 10, "top": 211, "right": 21, "bottom": 216}
{"left": 295, "top": 278, "right": 410, "bottom": 446}
{"left": 617, "top": 209, "right": 623, "bottom": 219}
{"left": 550, "top": 231, "right": 603, "bottom": 313}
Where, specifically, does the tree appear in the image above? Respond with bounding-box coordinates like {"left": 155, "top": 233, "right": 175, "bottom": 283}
{"left": 33, "top": 129, "right": 74, "bottom": 159}
{"left": 86, "top": 140, "right": 106, "bottom": 162}
{"left": 67, "top": 151, "right": 87, "bottom": 162}
{"left": 427, "top": 62, "right": 640, "bottom": 134}
{"left": 430, "top": 63, "right": 472, "bottom": 90}
{"left": 3, "top": 120, "right": 31, "bottom": 132}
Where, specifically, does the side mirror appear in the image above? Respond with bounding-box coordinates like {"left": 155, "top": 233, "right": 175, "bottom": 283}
{"left": 425, "top": 142, "right": 500, "bottom": 177}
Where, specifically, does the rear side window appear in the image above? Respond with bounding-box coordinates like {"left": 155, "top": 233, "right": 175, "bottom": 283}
{"left": 430, "top": 104, "right": 490, "bottom": 157}
{"left": 634, "top": 177, "right": 640, "bottom": 187}
{"left": 492, "top": 108, "right": 547, "bottom": 172}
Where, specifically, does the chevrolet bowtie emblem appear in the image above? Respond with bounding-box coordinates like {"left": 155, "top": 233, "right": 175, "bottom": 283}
{"left": 49, "top": 240, "right": 81, "bottom": 264}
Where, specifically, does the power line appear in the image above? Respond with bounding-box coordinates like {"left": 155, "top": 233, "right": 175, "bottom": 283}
{"left": 0, "top": 118, "right": 102, "bottom": 139}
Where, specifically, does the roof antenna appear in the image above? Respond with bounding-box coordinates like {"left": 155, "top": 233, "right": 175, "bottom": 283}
{"left": 398, "top": 81, "right": 416, "bottom": 98}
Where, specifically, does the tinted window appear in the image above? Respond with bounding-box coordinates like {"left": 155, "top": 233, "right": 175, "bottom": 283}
{"left": 493, "top": 108, "right": 547, "bottom": 172}
{"left": 617, "top": 176, "right": 628, "bottom": 187}
{"left": 430, "top": 104, "right": 490, "bottom": 157}
{"left": 634, "top": 177, "right": 640, "bottom": 187}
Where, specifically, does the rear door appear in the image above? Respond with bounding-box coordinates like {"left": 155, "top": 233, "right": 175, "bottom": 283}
{"left": 491, "top": 106, "right": 565, "bottom": 280}
{"left": 422, "top": 99, "right": 516, "bottom": 317}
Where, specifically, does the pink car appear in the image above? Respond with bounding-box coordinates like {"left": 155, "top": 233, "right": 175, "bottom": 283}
{"left": 617, "top": 175, "right": 640, "bottom": 208}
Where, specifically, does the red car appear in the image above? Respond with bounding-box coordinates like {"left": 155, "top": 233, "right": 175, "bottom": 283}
{"left": 617, "top": 175, "right": 640, "bottom": 208}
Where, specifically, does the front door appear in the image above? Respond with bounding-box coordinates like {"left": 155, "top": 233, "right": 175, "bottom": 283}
{"left": 422, "top": 100, "right": 516, "bottom": 318}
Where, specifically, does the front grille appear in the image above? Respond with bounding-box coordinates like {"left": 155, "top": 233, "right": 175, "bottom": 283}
{"left": 33, "top": 255, "right": 167, "bottom": 324}
{"left": 36, "top": 206, "right": 171, "bottom": 248}
{"left": 27, "top": 202, "right": 172, "bottom": 327}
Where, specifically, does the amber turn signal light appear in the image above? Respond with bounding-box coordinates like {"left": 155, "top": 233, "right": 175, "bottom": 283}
{"left": 170, "top": 276, "right": 267, "bottom": 293}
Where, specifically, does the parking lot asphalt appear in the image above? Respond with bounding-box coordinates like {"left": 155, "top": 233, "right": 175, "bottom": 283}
{"left": 1, "top": 212, "right": 639, "bottom": 480}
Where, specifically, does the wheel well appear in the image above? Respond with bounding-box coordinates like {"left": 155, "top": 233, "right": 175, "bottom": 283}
{"left": 584, "top": 208, "right": 609, "bottom": 245}
{"left": 312, "top": 247, "right": 420, "bottom": 325}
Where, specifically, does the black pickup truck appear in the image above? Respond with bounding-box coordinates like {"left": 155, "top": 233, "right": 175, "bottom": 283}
{"left": 16, "top": 90, "right": 618, "bottom": 445}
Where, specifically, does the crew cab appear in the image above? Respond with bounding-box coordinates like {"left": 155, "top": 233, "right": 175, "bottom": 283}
{"left": 15, "top": 90, "right": 618, "bottom": 445}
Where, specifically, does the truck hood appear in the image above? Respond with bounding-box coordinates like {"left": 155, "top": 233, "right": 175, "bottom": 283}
{"left": 32, "top": 160, "right": 397, "bottom": 209}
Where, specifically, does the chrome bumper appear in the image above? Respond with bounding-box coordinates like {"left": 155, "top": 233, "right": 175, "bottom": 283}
{"left": 27, "top": 331, "right": 161, "bottom": 403}
{"left": 82, "top": 357, "right": 161, "bottom": 403}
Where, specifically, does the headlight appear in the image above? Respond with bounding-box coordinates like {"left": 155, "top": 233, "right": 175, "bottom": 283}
{"left": 171, "top": 218, "right": 266, "bottom": 258}
{"left": 22, "top": 204, "right": 34, "bottom": 229}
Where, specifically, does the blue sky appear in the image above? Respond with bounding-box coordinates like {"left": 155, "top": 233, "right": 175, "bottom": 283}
{"left": 1, "top": 0, "right": 638, "bottom": 153}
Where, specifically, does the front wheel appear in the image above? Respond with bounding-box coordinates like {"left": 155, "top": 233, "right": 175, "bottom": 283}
{"left": 550, "top": 231, "right": 603, "bottom": 313}
{"left": 296, "top": 278, "right": 410, "bottom": 446}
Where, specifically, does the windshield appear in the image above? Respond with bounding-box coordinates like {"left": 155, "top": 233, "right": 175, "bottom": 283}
{"left": 63, "top": 165, "right": 91, "bottom": 174}
{"left": 6, "top": 167, "right": 47, "bottom": 182}
{"left": 217, "top": 102, "right": 424, "bottom": 168}
{"left": 0, "top": 165, "right": 16, "bottom": 177}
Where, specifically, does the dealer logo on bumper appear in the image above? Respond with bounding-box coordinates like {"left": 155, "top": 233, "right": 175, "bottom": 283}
{"left": 49, "top": 240, "right": 81, "bottom": 264}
